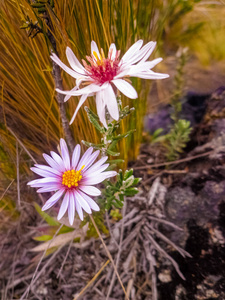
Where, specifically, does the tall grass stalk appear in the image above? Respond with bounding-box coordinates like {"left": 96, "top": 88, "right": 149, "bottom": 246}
{"left": 1, "top": 0, "right": 225, "bottom": 174}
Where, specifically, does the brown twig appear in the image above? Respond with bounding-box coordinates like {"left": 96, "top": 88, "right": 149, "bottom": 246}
{"left": 16, "top": 141, "right": 21, "bottom": 209}
{"left": 90, "top": 215, "right": 129, "bottom": 300}
{"left": 51, "top": 58, "right": 75, "bottom": 152}
{"left": 45, "top": 16, "right": 75, "bottom": 152}
{"left": 106, "top": 200, "right": 127, "bottom": 299}
{"left": 134, "top": 150, "right": 214, "bottom": 170}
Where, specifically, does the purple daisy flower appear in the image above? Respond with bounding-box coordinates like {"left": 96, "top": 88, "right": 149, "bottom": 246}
{"left": 28, "top": 139, "right": 117, "bottom": 225}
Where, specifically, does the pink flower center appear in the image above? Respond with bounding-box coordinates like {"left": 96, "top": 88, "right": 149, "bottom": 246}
{"left": 62, "top": 166, "right": 84, "bottom": 189}
{"left": 83, "top": 48, "right": 121, "bottom": 85}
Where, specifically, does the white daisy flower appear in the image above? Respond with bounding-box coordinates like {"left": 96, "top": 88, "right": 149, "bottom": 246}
{"left": 28, "top": 139, "right": 117, "bottom": 225}
{"left": 51, "top": 40, "right": 169, "bottom": 127}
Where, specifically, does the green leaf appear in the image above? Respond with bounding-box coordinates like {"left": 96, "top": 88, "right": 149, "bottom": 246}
{"left": 124, "top": 175, "right": 135, "bottom": 188}
{"left": 132, "top": 177, "right": 142, "bottom": 185}
{"left": 34, "top": 202, "right": 60, "bottom": 226}
{"left": 106, "top": 149, "right": 120, "bottom": 156}
{"left": 107, "top": 159, "right": 124, "bottom": 164}
{"left": 124, "top": 169, "right": 133, "bottom": 180}
{"left": 82, "top": 140, "right": 104, "bottom": 150}
{"left": 124, "top": 187, "right": 139, "bottom": 196}
{"left": 84, "top": 106, "right": 105, "bottom": 133}
{"left": 112, "top": 129, "right": 136, "bottom": 141}
{"left": 33, "top": 234, "right": 52, "bottom": 241}
{"left": 107, "top": 140, "right": 118, "bottom": 151}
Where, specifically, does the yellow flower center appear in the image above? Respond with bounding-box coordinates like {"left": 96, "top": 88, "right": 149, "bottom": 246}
{"left": 62, "top": 166, "right": 84, "bottom": 188}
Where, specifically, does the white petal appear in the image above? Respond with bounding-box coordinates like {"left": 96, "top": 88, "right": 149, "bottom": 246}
{"left": 75, "top": 191, "right": 92, "bottom": 214}
{"left": 135, "top": 72, "right": 169, "bottom": 79}
{"left": 56, "top": 83, "right": 102, "bottom": 96}
{"left": 66, "top": 47, "right": 85, "bottom": 73}
{"left": 83, "top": 174, "right": 108, "bottom": 185}
{"left": 121, "top": 40, "right": 143, "bottom": 63}
{"left": 50, "top": 151, "right": 65, "bottom": 172}
{"left": 64, "top": 86, "right": 78, "bottom": 102}
{"left": 78, "top": 190, "right": 100, "bottom": 211}
{"left": 124, "top": 41, "right": 156, "bottom": 66}
{"left": 96, "top": 90, "right": 107, "bottom": 128}
{"left": 69, "top": 94, "right": 88, "bottom": 125}
{"left": 60, "top": 139, "right": 70, "bottom": 170}
{"left": 112, "top": 79, "right": 138, "bottom": 99}
{"left": 73, "top": 191, "right": 83, "bottom": 220}
{"left": 68, "top": 191, "right": 75, "bottom": 225}
{"left": 84, "top": 168, "right": 116, "bottom": 184}
{"left": 108, "top": 43, "right": 117, "bottom": 60}
{"left": 30, "top": 167, "right": 58, "bottom": 178}
{"left": 34, "top": 164, "right": 62, "bottom": 176}
{"left": 50, "top": 53, "right": 80, "bottom": 78}
{"left": 28, "top": 181, "right": 60, "bottom": 188}
{"left": 79, "top": 185, "right": 101, "bottom": 196}
{"left": 43, "top": 153, "right": 61, "bottom": 170}
{"left": 105, "top": 85, "right": 119, "bottom": 121}
{"left": 103, "top": 170, "right": 117, "bottom": 179}
{"left": 91, "top": 41, "right": 100, "bottom": 58}
{"left": 127, "top": 58, "right": 163, "bottom": 76}
{"left": 57, "top": 191, "right": 70, "bottom": 220}
{"left": 42, "top": 189, "right": 65, "bottom": 211}
{"left": 114, "top": 68, "right": 130, "bottom": 79}
{"left": 84, "top": 156, "right": 108, "bottom": 173}
{"left": 37, "top": 185, "right": 60, "bottom": 193}
{"left": 77, "top": 147, "right": 93, "bottom": 170}
{"left": 139, "top": 41, "right": 156, "bottom": 63}
{"left": 84, "top": 163, "right": 109, "bottom": 179}
{"left": 28, "top": 177, "right": 59, "bottom": 186}
{"left": 72, "top": 144, "right": 81, "bottom": 169}
{"left": 83, "top": 150, "right": 100, "bottom": 171}
{"left": 76, "top": 76, "right": 91, "bottom": 89}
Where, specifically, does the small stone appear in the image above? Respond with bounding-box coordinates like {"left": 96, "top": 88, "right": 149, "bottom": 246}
{"left": 158, "top": 270, "right": 172, "bottom": 283}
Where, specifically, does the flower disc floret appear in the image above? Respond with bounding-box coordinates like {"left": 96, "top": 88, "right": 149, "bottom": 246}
{"left": 28, "top": 139, "right": 117, "bottom": 225}
{"left": 62, "top": 167, "right": 84, "bottom": 188}
{"left": 83, "top": 49, "right": 121, "bottom": 85}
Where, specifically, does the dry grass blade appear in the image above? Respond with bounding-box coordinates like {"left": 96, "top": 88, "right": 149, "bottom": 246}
{"left": 73, "top": 259, "right": 110, "bottom": 300}
{"left": 147, "top": 224, "right": 192, "bottom": 258}
{"left": 20, "top": 224, "right": 63, "bottom": 300}
{"left": 145, "top": 228, "right": 186, "bottom": 280}
{"left": 0, "top": 179, "right": 15, "bottom": 201}
{"left": 7, "top": 128, "right": 37, "bottom": 164}
{"left": 31, "top": 230, "right": 82, "bottom": 252}
{"left": 90, "top": 215, "right": 129, "bottom": 300}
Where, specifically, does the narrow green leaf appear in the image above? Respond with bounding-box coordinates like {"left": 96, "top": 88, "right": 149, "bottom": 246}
{"left": 82, "top": 140, "right": 104, "bottom": 150}
{"left": 85, "top": 106, "right": 105, "bottom": 133}
{"left": 112, "top": 129, "right": 136, "bottom": 141}
{"left": 106, "top": 149, "right": 120, "bottom": 156}
{"left": 33, "top": 235, "right": 52, "bottom": 241}
{"left": 124, "top": 169, "right": 133, "bottom": 180}
{"left": 124, "top": 175, "right": 135, "bottom": 188}
{"left": 125, "top": 187, "right": 139, "bottom": 196}
{"left": 107, "top": 159, "right": 124, "bottom": 164}
{"left": 34, "top": 202, "right": 60, "bottom": 226}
